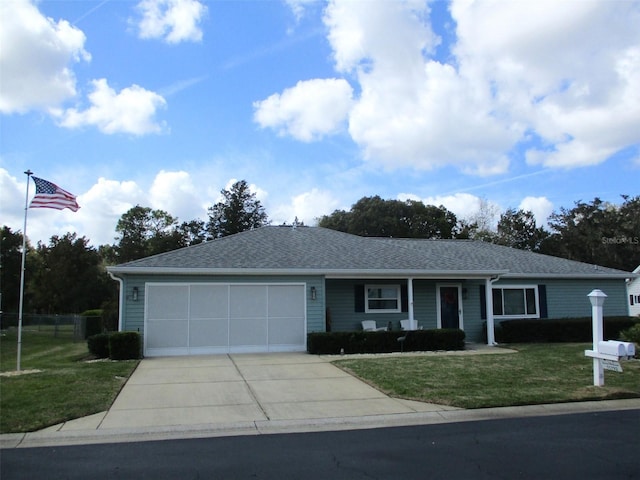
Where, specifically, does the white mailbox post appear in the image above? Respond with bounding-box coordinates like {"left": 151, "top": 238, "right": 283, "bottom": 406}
{"left": 586, "top": 289, "right": 607, "bottom": 386}
{"left": 584, "top": 289, "right": 636, "bottom": 386}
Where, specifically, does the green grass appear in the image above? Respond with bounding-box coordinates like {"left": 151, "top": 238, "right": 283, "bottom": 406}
{"left": 0, "top": 329, "right": 138, "bottom": 433}
{"left": 334, "top": 344, "right": 640, "bottom": 409}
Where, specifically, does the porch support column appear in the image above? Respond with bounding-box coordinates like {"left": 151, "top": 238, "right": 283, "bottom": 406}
{"left": 485, "top": 277, "right": 497, "bottom": 345}
{"left": 407, "top": 277, "right": 415, "bottom": 330}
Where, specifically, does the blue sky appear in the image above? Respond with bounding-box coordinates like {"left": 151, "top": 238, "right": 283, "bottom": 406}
{"left": 1, "top": 0, "right": 639, "bottom": 247}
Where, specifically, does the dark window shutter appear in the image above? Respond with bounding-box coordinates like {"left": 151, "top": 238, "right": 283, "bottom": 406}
{"left": 538, "top": 284, "right": 548, "bottom": 318}
{"left": 354, "top": 285, "right": 365, "bottom": 312}
{"left": 480, "top": 284, "right": 486, "bottom": 320}
{"left": 401, "top": 284, "right": 408, "bottom": 313}
{"left": 631, "top": 295, "right": 635, "bottom": 306}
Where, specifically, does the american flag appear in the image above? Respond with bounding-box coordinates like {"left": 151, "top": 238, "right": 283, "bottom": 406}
{"left": 29, "top": 177, "right": 80, "bottom": 212}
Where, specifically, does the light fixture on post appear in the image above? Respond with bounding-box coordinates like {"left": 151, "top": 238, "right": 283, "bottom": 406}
{"left": 132, "top": 286, "right": 139, "bottom": 301}
{"left": 310, "top": 286, "right": 317, "bottom": 301}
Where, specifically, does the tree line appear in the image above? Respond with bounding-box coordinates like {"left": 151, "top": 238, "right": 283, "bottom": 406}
{"left": 1, "top": 180, "right": 638, "bottom": 317}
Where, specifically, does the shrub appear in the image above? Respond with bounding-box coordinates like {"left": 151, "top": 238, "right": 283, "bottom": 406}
{"left": 307, "top": 329, "right": 465, "bottom": 355}
{"left": 109, "top": 332, "right": 141, "bottom": 360}
{"left": 87, "top": 333, "right": 110, "bottom": 358}
{"left": 499, "top": 316, "right": 640, "bottom": 343}
{"left": 620, "top": 324, "right": 640, "bottom": 356}
{"left": 80, "top": 309, "right": 104, "bottom": 338}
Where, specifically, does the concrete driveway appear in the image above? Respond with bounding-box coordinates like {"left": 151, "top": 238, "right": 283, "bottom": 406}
{"left": 97, "top": 353, "right": 454, "bottom": 430}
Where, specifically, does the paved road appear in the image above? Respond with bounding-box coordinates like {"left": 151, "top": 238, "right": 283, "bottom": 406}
{"left": 2, "top": 410, "right": 638, "bottom": 480}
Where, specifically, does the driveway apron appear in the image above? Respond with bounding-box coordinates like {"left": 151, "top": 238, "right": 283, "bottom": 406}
{"left": 98, "top": 353, "right": 448, "bottom": 430}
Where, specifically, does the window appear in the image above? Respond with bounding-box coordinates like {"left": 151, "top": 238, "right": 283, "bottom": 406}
{"left": 492, "top": 286, "right": 539, "bottom": 318}
{"left": 365, "top": 285, "right": 401, "bottom": 313}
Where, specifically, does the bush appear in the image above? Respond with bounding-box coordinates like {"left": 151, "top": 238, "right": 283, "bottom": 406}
{"left": 80, "top": 309, "right": 104, "bottom": 338}
{"left": 307, "top": 329, "right": 465, "bottom": 355}
{"left": 109, "top": 332, "right": 141, "bottom": 360}
{"left": 620, "top": 324, "right": 640, "bottom": 355}
{"left": 87, "top": 333, "right": 110, "bottom": 358}
{"left": 499, "top": 317, "right": 640, "bottom": 343}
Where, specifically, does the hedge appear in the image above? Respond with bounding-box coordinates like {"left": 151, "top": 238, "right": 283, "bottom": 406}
{"left": 307, "top": 329, "right": 465, "bottom": 355}
{"left": 496, "top": 316, "right": 640, "bottom": 343}
{"left": 87, "top": 331, "right": 142, "bottom": 360}
{"left": 87, "top": 333, "right": 110, "bottom": 358}
{"left": 109, "top": 332, "right": 142, "bottom": 360}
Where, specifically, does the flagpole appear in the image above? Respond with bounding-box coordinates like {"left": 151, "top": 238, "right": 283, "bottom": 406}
{"left": 17, "top": 170, "right": 33, "bottom": 372}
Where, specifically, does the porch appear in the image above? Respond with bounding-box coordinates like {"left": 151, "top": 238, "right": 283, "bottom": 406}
{"left": 323, "top": 277, "right": 498, "bottom": 344}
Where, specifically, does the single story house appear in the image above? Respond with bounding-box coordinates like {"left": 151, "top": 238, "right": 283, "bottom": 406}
{"left": 107, "top": 225, "right": 635, "bottom": 357}
{"left": 628, "top": 266, "right": 640, "bottom": 317}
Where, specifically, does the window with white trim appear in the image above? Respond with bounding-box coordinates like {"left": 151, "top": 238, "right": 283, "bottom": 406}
{"left": 492, "top": 286, "right": 539, "bottom": 318}
{"left": 365, "top": 285, "right": 401, "bottom": 313}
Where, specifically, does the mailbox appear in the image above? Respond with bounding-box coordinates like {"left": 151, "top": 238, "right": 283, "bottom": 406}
{"left": 597, "top": 341, "right": 635, "bottom": 360}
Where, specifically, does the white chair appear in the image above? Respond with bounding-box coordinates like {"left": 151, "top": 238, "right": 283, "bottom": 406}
{"left": 400, "top": 319, "right": 422, "bottom": 330}
{"left": 362, "top": 320, "right": 386, "bottom": 332}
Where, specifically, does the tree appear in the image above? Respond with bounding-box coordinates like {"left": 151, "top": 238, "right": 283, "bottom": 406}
{"left": 206, "top": 180, "right": 269, "bottom": 239}
{"left": 113, "top": 206, "right": 183, "bottom": 263}
{"left": 177, "top": 219, "right": 207, "bottom": 246}
{"left": 318, "top": 196, "right": 460, "bottom": 239}
{"left": 29, "top": 233, "right": 110, "bottom": 313}
{"left": 495, "top": 208, "right": 549, "bottom": 251}
{"left": 463, "top": 197, "right": 501, "bottom": 241}
{"left": 1, "top": 226, "right": 33, "bottom": 313}
{"left": 541, "top": 196, "right": 640, "bottom": 271}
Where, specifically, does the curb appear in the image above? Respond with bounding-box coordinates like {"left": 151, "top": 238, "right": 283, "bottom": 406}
{"left": 2, "top": 398, "right": 639, "bottom": 449}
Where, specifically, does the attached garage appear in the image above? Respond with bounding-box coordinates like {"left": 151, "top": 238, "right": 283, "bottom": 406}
{"left": 145, "top": 283, "right": 307, "bottom": 356}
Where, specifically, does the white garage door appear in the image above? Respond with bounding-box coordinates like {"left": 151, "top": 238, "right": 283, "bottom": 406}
{"left": 145, "top": 283, "right": 306, "bottom": 356}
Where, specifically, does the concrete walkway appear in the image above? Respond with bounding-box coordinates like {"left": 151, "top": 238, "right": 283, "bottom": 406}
{"left": 2, "top": 349, "right": 639, "bottom": 449}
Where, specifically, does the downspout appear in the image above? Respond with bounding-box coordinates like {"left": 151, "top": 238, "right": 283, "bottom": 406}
{"left": 108, "top": 272, "right": 124, "bottom": 332}
{"left": 407, "top": 277, "right": 415, "bottom": 330}
{"left": 485, "top": 274, "right": 503, "bottom": 346}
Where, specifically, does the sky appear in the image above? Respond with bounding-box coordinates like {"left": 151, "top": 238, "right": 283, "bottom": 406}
{"left": 1, "top": 0, "right": 639, "bottom": 248}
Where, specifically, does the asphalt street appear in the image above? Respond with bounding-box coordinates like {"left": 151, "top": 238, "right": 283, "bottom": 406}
{"left": 2, "top": 409, "right": 638, "bottom": 480}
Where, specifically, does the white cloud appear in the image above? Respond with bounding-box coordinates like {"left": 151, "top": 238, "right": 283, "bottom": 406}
{"left": 270, "top": 188, "right": 341, "bottom": 226}
{"left": 285, "top": 0, "right": 318, "bottom": 21}
{"left": 324, "top": 0, "right": 518, "bottom": 174}
{"left": 451, "top": 0, "right": 640, "bottom": 169}
{"left": 417, "top": 193, "right": 500, "bottom": 225}
{"left": 0, "top": 0, "right": 90, "bottom": 114}
{"left": 134, "top": 0, "right": 207, "bottom": 44}
{"left": 253, "top": 78, "right": 354, "bottom": 142}
{"left": 258, "top": 0, "right": 640, "bottom": 176}
{"left": 54, "top": 79, "right": 167, "bottom": 135}
{"left": 73, "top": 178, "right": 146, "bottom": 245}
{"left": 0, "top": 169, "right": 25, "bottom": 231}
{"left": 149, "top": 170, "right": 204, "bottom": 221}
{"left": 518, "top": 196, "right": 554, "bottom": 226}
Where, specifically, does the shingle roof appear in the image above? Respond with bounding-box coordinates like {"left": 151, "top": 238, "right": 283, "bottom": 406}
{"left": 107, "top": 226, "right": 634, "bottom": 278}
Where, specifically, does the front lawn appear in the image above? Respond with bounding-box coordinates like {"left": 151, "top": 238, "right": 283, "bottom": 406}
{"left": 333, "top": 343, "right": 640, "bottom": 409}
{"left": 0, "top": 329, "right": 138, "bottom": 433}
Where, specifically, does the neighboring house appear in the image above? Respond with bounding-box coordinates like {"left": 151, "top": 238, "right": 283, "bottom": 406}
{"left": 107, "top": 226, "right": 635, "bottom": 357}
{"left": 628, "top": 266, "right": 640, "bottom": 317}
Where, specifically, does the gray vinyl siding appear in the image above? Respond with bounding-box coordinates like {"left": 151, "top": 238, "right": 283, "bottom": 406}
{"left": 493, "top": 278, "right": 628, "bottom": 319}
{"left": 119, "top": 274, "right": 325, "bottom": 339}
{"left": 413, "top": 280, "right": 437, "bottom": 330}
{"left": 118, "top": 274, "right": 630, "bottom": 347}
{"left": 326, "top": 279, "right": 411, "bottom": 332}
{"left": 461, "top": 280, "right": 486, "bottom": 342}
